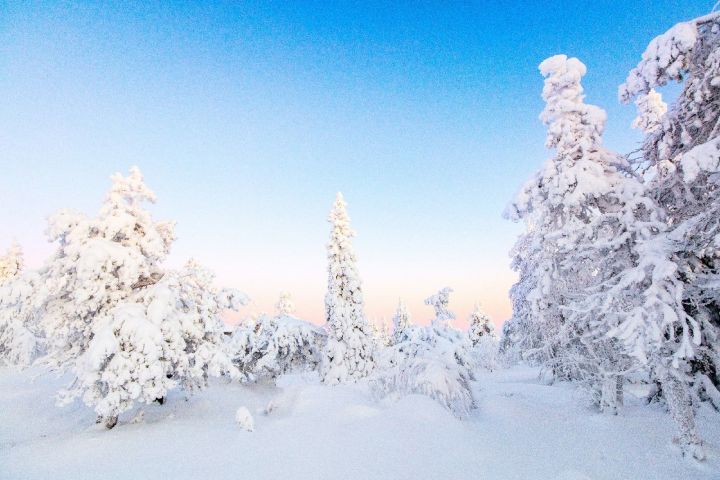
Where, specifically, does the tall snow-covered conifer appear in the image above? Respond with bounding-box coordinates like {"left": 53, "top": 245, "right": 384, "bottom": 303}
{"left": 320, "top": 193, "right": 374, "bottom": 384}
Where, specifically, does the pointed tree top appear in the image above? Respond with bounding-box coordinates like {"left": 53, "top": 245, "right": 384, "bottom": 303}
{"left": 106, "top": 166, "right": 157, "bottom": 209}
{"left": 328, "top": 192, "right": 352, "bottom": 229}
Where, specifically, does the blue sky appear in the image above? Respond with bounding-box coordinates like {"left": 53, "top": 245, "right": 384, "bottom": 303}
{"left": 0, "top": 1, "right": 712, "bottom": 326}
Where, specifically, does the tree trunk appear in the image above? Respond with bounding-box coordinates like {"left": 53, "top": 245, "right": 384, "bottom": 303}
{"left": 600, "top": 374, "right": 619, "bottom": 414}
{"left": 155, "top": 397, "right": 165, "bottom": 405}
{"left": 616, "top": 375, "right": 624, "bottom": 407}
{"left": 104, "top": 415, "right": 118, "bottom": 430}
{"left": 660, "top": 370, "right": 705, "bottom": 460}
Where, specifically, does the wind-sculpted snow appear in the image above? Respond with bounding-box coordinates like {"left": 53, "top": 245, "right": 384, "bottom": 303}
{"left": 3, "top": 365, "right": 720, "bottom": 480}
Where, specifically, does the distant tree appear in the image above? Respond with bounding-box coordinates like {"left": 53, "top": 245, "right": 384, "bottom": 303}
{"left": 0, "top": 242, "right": 43, "bottom": 367}
{"left": 0, "top": 241, "right": 23, "bottom": 285}
{"left": 320, "top": 193, "right": 375, "bottom": 384}
{"left": 424, "top": 287, "right": 455, "bottom": 329}
{"left": 468, "top": 303, "right": 495, "bottom": 346}
{"left": 391, "top": 298, "right": 412, "bottom": 344}
{"left": 274, "top": 291, "right": 295, "bottom": 317}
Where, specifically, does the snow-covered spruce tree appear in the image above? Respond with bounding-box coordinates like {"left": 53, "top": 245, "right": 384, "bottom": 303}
{"left": 320, "top": 193, "right": 375, "bottom": 384}
{"left": 0, "top": 242, "right": 44, "bottom": 367}
{"left": 616, "top": 13, "right": 720, "bottom": 456}
{"left": 372, "top": 288, "right": 475, "bottom": 417}
{"left": 505, "top": 55, "right": 658, "bottom": 414}
{"left": 391, "top": 298, "right": 411, "bottom": 344}
{"left": 40, "top": 167, "right": 175, "bottom": 371}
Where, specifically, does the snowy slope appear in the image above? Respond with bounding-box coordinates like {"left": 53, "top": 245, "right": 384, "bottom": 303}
{"left": 1, "top": 365, "right": 719, "bottom": 480}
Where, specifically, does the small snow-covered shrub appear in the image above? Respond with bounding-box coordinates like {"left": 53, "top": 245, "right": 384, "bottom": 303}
{"left": 0, "top": 270, "right": 45, "bottom": 367}
{"left": 231, "top": 314, "right": 327, "bottom": 380}
{"left": 372, "top": 324, "right": 476, "bottom": 418}
{"left": 472, "top": 336, "right": 499, "bottom": 372}
{"left": 235, "top": 406, "right": 254, "bottom": 432}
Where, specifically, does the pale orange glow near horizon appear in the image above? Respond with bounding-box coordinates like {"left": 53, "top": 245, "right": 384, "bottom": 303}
{"left": 221, "top": 269, "right": 515, "bottom": 333}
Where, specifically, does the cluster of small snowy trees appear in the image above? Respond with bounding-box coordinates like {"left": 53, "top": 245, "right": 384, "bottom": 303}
{"left": 372, "top": 289, "right": 477, "bottom": 417}
{"left": 502, "top": 12, "right": 720, "bottom": 459}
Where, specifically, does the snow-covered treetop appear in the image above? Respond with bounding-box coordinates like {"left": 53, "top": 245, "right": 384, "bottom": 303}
{"left": 0, "top": 241, "right": 23, "bottom": 286}
{"left": 539, "top": 55, "right": 606, "bottom": 156}
{"left": 327, "top": 192, "right": 355, "bottom": 249}
{"left": 425, "top": 288, "right": 455, "bottom": 328}
{"left": 275, "top": 291, "right": 295, "bottom": 317}
{"left": 99, "top": 166, "right": 175, "bottom": 262}
{"left": 631, "top": 89, "right": 667, "bottom": 133}
{"left": 506, "top": 55, "right": 628, "bottom": 221}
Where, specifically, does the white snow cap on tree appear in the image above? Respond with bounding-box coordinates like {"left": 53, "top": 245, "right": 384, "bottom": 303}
{"left": 425, "top": 288, "right": 455, "bottom": 328}
{"left": 274, "top": 291, "right": 295, "bottom": 317}
{"left": 320, "top": 192, "right": 375, "bottom": 384}
{"left": 0, "top": 241, "right": 23, "bottom": 286}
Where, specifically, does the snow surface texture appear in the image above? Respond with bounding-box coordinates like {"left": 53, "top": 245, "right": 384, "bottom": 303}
{"left": 2, "top": 365, "right": 719, "bottom": 480}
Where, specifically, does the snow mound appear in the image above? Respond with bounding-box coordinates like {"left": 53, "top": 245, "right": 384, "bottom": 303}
{"left": 235, "top": 406, "right": 254, "bottom": 432}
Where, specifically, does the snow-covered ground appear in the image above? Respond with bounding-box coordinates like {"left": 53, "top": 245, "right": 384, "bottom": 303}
{"left": 2, "top": 365, "right": 719, "bottom": 480}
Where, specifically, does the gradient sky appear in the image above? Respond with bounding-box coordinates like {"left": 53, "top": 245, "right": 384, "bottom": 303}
{"left": 0, "top": 1, "right": 712, "bottom": 330}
